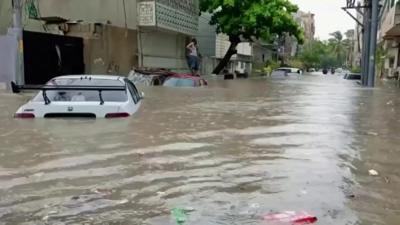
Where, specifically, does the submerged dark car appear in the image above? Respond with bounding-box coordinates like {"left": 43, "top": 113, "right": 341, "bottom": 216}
{"left": 163, "top": 75, "right": 208, "bottom": 87}
{"left": 344, "top": 73, "right": 361, "bottom": 80}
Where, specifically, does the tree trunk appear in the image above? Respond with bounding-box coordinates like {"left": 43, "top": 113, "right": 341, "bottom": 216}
{"left": 213, "top": 37, "right": 240, "bottom": 75}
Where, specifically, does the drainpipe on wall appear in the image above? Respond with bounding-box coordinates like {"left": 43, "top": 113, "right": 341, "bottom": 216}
{"left": 138, "top": 29, "right": 144, "bottom": 68}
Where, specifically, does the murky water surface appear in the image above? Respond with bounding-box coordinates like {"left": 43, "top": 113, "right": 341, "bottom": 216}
{"left": 0, "top": 74, "right": 399, "bottom": 225}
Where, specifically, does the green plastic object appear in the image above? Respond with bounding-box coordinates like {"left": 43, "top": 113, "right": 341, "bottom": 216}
{"left": 171, "top": 208, "right": 188, "bottom": 225}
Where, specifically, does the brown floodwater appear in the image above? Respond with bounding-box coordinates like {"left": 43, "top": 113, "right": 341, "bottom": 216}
{"left": 0, "top": 74, "right": 399, "bottom": 225}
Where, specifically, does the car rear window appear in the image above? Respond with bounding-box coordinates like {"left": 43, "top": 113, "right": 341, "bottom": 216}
{"left": 33, "top": 78, "right": 127, "bottom": 102}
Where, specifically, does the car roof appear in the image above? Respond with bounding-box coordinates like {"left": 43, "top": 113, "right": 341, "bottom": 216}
{"left": 53, "top": 75, "right": 125, "bottom": 81}
{"left": 278, "top": 67, "right": 298, "bottom": 70}
{"left": 169, "top": 75, "right": 204, "bottom": 81}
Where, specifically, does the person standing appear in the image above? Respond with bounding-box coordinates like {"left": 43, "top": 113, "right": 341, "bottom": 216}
{"left": 186, "top": 38, "right": 200, "bottom": 76}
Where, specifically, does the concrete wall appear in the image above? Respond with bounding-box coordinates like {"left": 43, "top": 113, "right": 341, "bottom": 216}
{"left": 380, "top": 3, "right": 397, "bottom": 38}
{"left": 66, "top": 24, "right": 138, "bottom": 75}
{"left": 216, "top": 34, "right": 252, "bottom": 59}
{"left": 141, "top": 31, "right": 189, "bottom": 72}
{"left": 253, "top": 43, "right": 273, "bottom": 70}
{"left": 1, "top": 0, "right": 138, "bottom": 34}
{"left": 200, "top": 57, "right": 217, "bottom": 75}
{"left": 0, "top": 34, "right": 17, "bottom": 87}
{"left": 0, "top": 1, "right": 12, "bottom": 34}
{"left": 197, "top": 13, "right": 216, "bottom": 57}
{"left": 0, "top": 0, "right": 191, "bottom": 74}
{"left": 215, "top": 34, "right": 230, "bottom": 59}
{"left": 384, "top": 43, "right": 399, "bottom": 78}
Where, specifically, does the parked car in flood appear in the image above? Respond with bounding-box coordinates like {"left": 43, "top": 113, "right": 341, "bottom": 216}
{"left": 11, "top": 75, "right": 144, "bottom": 119}
{"left": 271, "top": 67, "right": 302, "bottom": 77}
{"left": 344, "top": 73, "right": 362, "bottom": 80}
{"left": 163, "top": 75, "right": 208, "bottom": 87}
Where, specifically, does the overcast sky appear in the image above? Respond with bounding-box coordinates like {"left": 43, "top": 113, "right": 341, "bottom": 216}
{"left": 290, "top": 0, "right": 356, "bottom": 40}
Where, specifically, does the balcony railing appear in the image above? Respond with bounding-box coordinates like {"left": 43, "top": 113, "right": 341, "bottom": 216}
{"left": 138, "top": 0, "right": 199, "bottom": 35}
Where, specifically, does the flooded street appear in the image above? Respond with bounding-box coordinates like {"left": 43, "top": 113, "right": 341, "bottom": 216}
{"left": 0, "top": 74, "right": 400, "bottom": 225}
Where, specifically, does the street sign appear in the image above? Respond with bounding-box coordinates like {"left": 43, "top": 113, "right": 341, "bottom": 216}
{"left": 138, "top": 1, "right": 156, "bottom": 26}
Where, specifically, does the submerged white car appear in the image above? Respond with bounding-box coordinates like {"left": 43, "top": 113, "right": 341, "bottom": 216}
{"left": 12, "top": 75, "right": 143, "bottom": 119}
{"left": 271, "top": 67, "right": 303, "bottom": 77}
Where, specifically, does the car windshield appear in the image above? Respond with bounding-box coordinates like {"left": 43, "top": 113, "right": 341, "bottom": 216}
{"left": 164, "top": 78, "right": 195, "bottom": 87}
{"left": 32, "top": 78, "right": 127, "bottom": 102}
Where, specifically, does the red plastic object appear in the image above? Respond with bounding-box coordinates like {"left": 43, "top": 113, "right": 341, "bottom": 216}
{"left": 263, "top": 211, "right": 317, "bottom": 224}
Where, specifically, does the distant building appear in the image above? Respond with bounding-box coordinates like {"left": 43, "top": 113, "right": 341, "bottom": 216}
{"left": 344, "top": 29, "right": 356, "bottom": 68}
{"left": 353, "top": 11, "right": 363, "bottom": 68}
{"left": 280, "top": 11, "right": 315, "bottom": 64}
{"left": 298, "top": 11, "right": 316, "bottom": 43}
{"left": 215, "top": 34, "right": 253, "bottom": 75}
{"left": 0, "top": 0, "right": 199, "bottom": 84}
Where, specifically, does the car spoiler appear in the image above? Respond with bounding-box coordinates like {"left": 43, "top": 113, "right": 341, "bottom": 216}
{"left": 11, "top": 81, "right": 126, "bottom": 105}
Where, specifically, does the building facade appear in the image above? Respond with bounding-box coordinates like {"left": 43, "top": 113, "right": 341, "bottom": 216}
{"left": 298, "top": 11, "right": 316, "bottom": 43}
{"left": 0, "top": 0, "right": 198, "bottom": 83}
{"left": 215, "top": 34, "right": 253, "bottom": 75}
{"left": 378, "top": 0, "right": 400, "bottom": 79}
{"left": 197, "top": 14, "right": 254, "bottom": 75}
{"left": 280, "top": 11, "right": 315, "bottom": 65}
{"left": 353, "top": 11, "right": 363, "bottom": 68}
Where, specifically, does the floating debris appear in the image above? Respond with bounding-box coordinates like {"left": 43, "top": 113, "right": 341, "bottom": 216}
{"left": 91, "top": 188, "right": 114, "bottom": 195}
{"left": 157, "top": 191, "right": 166, "bottom": 196}
{"left": 171, "top": 208, "right": 188, "bottom": 224}
{"left": 264, "top": 211, "right": 317, "bottom": 224}
{"left": 118, "top": 199, "right": 129, "bottom": 204}
{"left": 369, "top": 169, "right": 379, "bottom": 176}
{"left": 366, "top": 131, "right": 379, "bottom": 136}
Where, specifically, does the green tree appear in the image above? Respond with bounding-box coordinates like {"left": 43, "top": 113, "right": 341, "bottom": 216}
{"left": 328, "top": 31, "right": 346, "bottom": 66}
{"left": 343, "top": 29, "right": 355, "bottom": 67}
{"left": 298, "top": 40, "right": 326, "bottom": 69}
{"left": 200, "top": 0, "right": 304, "bottom": 74}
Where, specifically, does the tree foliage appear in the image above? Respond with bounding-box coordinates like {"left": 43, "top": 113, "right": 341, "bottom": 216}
{"left": 297, "top": 30, "right": 355, "bottom": 69}
{"left": 328, "top": 31, "right": 346, "bottom": 66}
{"left": 200, "top": 0, "right": 304, "bottom": 74}
{"left": 200, "top": 0, "right": 304, "bottom": 43}
{"left": 297, "top": 40, "right": 327, "bottom": 69}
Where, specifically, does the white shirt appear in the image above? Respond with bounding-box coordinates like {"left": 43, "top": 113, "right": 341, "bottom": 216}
{"left": 188, "top": 43, "right": 198, "bottom": 57}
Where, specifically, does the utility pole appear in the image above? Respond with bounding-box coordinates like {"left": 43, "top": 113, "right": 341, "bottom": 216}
{"left": 367, "top": 0, "right": 379, "bottom": 87}
{"left": 10, "top": 0, "right": 25, "bottom": 85}
{"left": 362, "top": 3, "right": 371, "bottom": 86}
{"left": 343, "top": 0, "right": 380, "bottom": 87}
